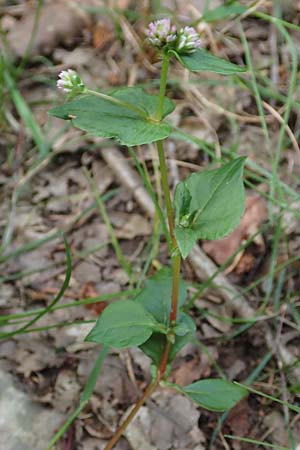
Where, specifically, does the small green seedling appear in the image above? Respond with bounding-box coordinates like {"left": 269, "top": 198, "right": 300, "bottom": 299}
{"left": 50, "top": 18, "right": 247, "bottom": 450}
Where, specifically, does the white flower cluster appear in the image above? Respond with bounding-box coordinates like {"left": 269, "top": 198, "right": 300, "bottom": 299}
{"left": 56, "top": 69, "right": 85, "bottom": 94}
{"left": 146, "top": 19, "right": 201, "bottom": 54}
{"left": 177, "top": 26, "right": 201, "bottom": 53}
{"left": 146, "top": 19, "right": 177, "bottom": 48}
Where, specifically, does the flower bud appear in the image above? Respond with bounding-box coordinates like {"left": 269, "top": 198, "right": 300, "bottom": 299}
{"left": 57, "top": 69, "right": 85, "bottom": 94}
{"left": 145, "top": 19, "right": 177, "bottom": 50}
{"left": 177, "top": 26, "right": 201, "bottom": 53}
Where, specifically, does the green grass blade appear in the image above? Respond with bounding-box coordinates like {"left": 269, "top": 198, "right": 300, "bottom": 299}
{"left": 224, "top": 435, "right": 290, "bottom": 449}
{"left": 234, "top": 382, "right": 300, "bottom": 414}
{"left": 0, "top": 289, "right": 137, "bottom": 324}
{"left": 239, "top": 23, "right": 270, "bottom": 147}
{"left": 128, "top": 147, "right": 172, "bottom": 251}
{"left": 83, "top": 167, "right": 132, "bottom": 278}
{"left": 0, "top": 235, "right": 72, "bottom": 339}
{"left": 3, "top": 68, "right": 47, "bottom": 157}
{"left": 45, "top": 346, "right": 108, "bottom": 450}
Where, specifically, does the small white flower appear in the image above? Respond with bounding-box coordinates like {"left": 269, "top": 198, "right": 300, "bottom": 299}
{"left": 146, "top": 19, "right": 177, "bottom": 50}
{"left": 145, "top": 20, "right": 201, "bottom": 55}
{"left": 177, "top": 26, "right": 201, "bottom": 53}
{"left": 57, "top": 69, "right": 85, "bottom": 94}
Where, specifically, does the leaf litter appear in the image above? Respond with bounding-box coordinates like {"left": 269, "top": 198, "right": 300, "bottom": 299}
{"left": 1, "top": 0, "right": 300, "bottom": 449}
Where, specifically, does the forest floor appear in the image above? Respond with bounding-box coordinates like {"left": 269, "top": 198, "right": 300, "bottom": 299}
{"left": 1, "top": 1, "right": 300, "bottom": 449}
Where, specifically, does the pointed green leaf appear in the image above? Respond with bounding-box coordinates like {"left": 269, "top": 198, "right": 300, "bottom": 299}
{"left": 172, "top": 48, "right": 246, "bottom": 74}
{"left": 174, "top": 227, "right": 198, "bottom": 260}
{"left": 140, "top": 333, "right": 165, "bottom": 366}
{"left": 140, "top": 313, "right": 196, "bottom": 366}
{"left": 174, "top": 157, "right": 246, "bottom": 258}
{"left": 182, "top": 379, "right": 247, "bottom": 411}
{"left": 174, "top": 312, "right": 196, "bottom": 337}
{"left": 49, "top": 87, "right": 175, "bottom": 147}
{"left": 135, "top": 267, "right": 187, "bottom": 325}
{"left": 85, "top": 300, "right": 158, "bottom": 348}
{"left": 202, "top": 2, "right": 247, "bottom": 22}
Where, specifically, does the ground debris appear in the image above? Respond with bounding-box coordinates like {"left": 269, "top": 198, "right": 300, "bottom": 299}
{"left": 6, "top": 0, "right": 90, "bottom": 58}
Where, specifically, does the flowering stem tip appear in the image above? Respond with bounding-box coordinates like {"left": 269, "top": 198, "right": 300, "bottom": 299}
{"left": 57, "top": 69, "right": 85, "bottom": 94}
{"left": 146, "top": 19, "right": 201, "bottom": 54}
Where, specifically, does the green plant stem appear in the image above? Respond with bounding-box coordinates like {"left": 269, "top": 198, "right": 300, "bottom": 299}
{"left": 170, "top": 252, "right": 181, "bottom": 324}
{"left": 154, "top": 52, "right": 182, "bottom": 379}
{"left": 104, "top": 52, "right": 180, "bottom": 450}
{"left": 155, "top": 52, "right": 182, "bottom": 359}
{"left": 157, "top": 139, "right": 175, "bottom": 243}
{"left": 103, "top": 380, "right": 158, "bottom": 450}
{"left": 158, "top": 339, "right": 172, "bottom": 377}
{"left": 156, "top": 55, "right": 170, "bottom": 121}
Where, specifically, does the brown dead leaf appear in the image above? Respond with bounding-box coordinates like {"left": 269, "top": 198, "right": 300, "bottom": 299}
{"left": 13, "top": 337, "right": 61, "bottom": 377}
{"left": 171, "top": 357, "right": 203, "bottom": 386}
{"left": 124, "top": 390, "right": 205, "bottom": 450}
{"left": 53, "top": 369, "right": 81, "bottom": 413}
{"left": 92, "top": 160, "right": 113, "bottom": 195}
{"left": 80, "top": 282, "right": 108, "bottom": 315}
{"left": 227, "top": 398, "right": 252, "bottom": 437}
{"left": 114, "top": 0, "right": 132, "bottom": 9}
{"left": 92, "top": 19, "right": 115, "bottom": 50}
{"left": 74, "top": 261, "right": 101, "bottom": 284}
{"left": 203, "top": 194, "right": 267, "bottom": 274}
{"left": 110, "top": 212, "right": 151, "bottom": 239}
{"left": 78, "top": 354, "right": 137, "bottom": 404}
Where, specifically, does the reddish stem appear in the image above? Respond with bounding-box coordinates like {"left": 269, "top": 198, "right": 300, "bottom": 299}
{"left": 103, "top": 381, "right": 158, "bottom": 450}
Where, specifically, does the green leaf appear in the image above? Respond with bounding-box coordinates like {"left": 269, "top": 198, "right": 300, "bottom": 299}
{"left": 202, "top": 2, "right": 247, "bottom": 22}
{"left": 173, "top": 227, "right": 198, "bottom": 261}
{"left": 173, "top": 312, "right": 196, "bottom": 336}
{"left": 182, "top": 379, "right": 247, "bottom": 411}
{"left": 85, "top": 300, "right": 158, "bottom": 348}
{"left": 135, "top": 267, "right": 187, "bottom": 325}
{"left": 171, "top": 48, "right": 246, "bottom": 74}
{"left": 140, "top": 313, "right": 196, "bottom": 365}
{"left": 174, "top": 157, "right": 246, "bottom": 258}
{"left": 140, "top": 333, "right": 165, "bottom": 366}
{"left": 49, "top": 87, "right": 175, "bottom": 147}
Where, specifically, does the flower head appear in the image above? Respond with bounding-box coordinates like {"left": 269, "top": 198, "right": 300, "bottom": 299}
{"left": 177, "top": 26, "right": 201, "bottom": 53}
{"left": 145, "top": 19, "right": 201, "bottom": 55}
{"left": 146, "top": 19, "right": 177, "bottom": 50}
{"left": 57, "top": 69, "right": 85, "bottom": 94}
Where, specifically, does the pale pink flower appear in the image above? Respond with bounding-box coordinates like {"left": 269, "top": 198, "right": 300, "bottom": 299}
{"left": 146, "top": 19, "right": 177, "bottom": 49}
{"left": 57, "top": 69, "right": 85, "bottom": 94}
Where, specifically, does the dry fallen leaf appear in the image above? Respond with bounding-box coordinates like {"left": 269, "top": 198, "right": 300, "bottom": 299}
{"left": 124, "top": 390, "right": 205, "bottom": 450}
{"left": 110, "top": 212, "right": 151, "bottom": 239}
{"left": 7, "top": 0, "right": 89, "bottom": 58}
{"left": 171, "top": 357, "right": 203, "bottom": 386}
{"left": 53, "top": 369, "right": 81, "bottom": 413}
{"left": 227, "top": 398, "right": 252, "bottom": 439}
{"left": 92, "top": 19, "right": 115, "bottom": 50}
{"left": 80, "top": 282, "right": 108, "bottom": 315}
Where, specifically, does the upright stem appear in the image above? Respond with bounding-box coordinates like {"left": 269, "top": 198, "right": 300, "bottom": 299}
{"left": 157, "top": 140, "right": 175, "bottom": 243}
{"left": 155, "top": 53, "right": 182, "bottom": 365}
{"left": 103, "top": 381, "right": 158, "bottom": 450}
{"left": 156, "top": 55, "right": 170, "bottom": 121}
{"left": 103, "top": 53, "right": 181, "bottom": 450}
{"left": 170, "top": 252, "right": 181, "bottom": 324}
